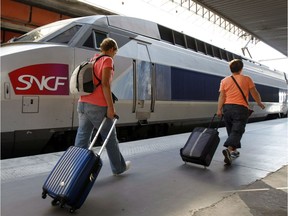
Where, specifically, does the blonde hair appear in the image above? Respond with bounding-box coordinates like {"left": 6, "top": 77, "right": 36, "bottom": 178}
{"left": 100, "top": 38, "right": 118, "bottom": 52}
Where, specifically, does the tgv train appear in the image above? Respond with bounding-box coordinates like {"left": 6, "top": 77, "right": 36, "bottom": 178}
{"left": 1, "top": 15, "right": 287, "bottom": 159}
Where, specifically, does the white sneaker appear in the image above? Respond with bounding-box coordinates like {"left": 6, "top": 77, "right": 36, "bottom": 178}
{"left": 113, "top": 161, "right": 131, "bottom": 176}
{"left": 125, "top": 161, "right": 131, "bottom": 171}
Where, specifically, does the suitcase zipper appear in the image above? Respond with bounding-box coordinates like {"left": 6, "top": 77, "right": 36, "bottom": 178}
{"left": 189, "top": 128, "right": 208, "bottom": 157}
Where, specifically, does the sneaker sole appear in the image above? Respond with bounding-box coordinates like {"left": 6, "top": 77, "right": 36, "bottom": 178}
{"left": 231, "top": 154, "right": 240, "bottom": 159}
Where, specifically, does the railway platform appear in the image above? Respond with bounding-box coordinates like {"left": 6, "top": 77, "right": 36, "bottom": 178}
{"left": 1, "top": 118, "right": 287, "bottom": 216}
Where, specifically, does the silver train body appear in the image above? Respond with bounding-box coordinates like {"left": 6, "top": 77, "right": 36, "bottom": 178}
{"left": 1, "top": 15, "right": 287, "bottom": 158}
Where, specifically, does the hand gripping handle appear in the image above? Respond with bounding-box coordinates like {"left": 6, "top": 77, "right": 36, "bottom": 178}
{"left": 208, "top": 114, "right": 223, "bottom": 130}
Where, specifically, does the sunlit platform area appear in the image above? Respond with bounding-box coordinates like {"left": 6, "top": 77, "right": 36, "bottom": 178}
{"left": 1, "top": 118, "right": 287, "bottom": 216}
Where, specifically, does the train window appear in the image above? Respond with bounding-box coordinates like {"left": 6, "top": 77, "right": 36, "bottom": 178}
{"left": 233, "top": 54, "right": 241, "bottom": 60}
{"left": 186, "top": 36, "right": 197, "bottom": 51}
{"left": 196, "top": 40, "right": 206, "bottom": 54}
{"left": 158, "top": 25, "right": 174, "bottom": 44}
{"left": 174, "top": 31, "right": 186, "bottom": 47}
{"left": 206, "top": 44, "right": 214, "bottom": 57}
{"left": 48, "top": 25, "right": 81, "bottom": 44}
{"left": 83, "top": 31, "right": 107, "bottom": 49}
{"left": 94, "top": 32, "right": 107, "bottom": 49}
{"left": 227, "top": 52, "right": 233, "bottom": 61}
{"left": 213, "top": 46, "right": 221, "bottom": 59}
{"left": 220, "top": 49, "right": 228, "bottom": 61}
{"left": 13, "top": 21, "right": 69, "bottom": 42}
{"left": 83, "top": 34, "right": 94, "bottom": 48}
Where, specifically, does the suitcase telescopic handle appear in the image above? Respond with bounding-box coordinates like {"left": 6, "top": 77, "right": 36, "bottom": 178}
{"left": 88, "top": 115, "right": 119, "bottom": 152}
{"left": 208, "top": 114, "right": 223, "bottom": 129}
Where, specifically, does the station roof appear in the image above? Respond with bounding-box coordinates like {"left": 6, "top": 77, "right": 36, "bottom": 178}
{"left": 194, "top": 0, "right": 287, "bottom": 56}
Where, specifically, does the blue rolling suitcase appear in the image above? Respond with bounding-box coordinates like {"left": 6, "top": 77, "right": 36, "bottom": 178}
{"left": 42, "top": 116, "right": 118, "bottom": 213}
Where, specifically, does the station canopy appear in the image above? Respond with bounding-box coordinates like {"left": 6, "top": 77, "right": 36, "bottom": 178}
{"left": 180, "top": 0, "right": 287, "bottom": 56}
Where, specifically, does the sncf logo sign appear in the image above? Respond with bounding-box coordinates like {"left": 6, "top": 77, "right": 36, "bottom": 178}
{"left": 9, "top": 64, "right": 69, "bottom": 95}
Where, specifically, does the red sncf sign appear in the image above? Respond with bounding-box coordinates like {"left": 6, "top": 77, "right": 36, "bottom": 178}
{"left": 9, "top": 64, "right": 69, "bottom": 95}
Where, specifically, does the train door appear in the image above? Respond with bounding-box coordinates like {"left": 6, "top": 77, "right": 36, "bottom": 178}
{"left": 133, "top": 43, "right": 155, "bottom": 124}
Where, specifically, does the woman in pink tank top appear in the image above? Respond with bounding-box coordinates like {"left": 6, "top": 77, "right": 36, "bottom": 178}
{"left": 74, "top": 38, "right": 131, "bottom": 175}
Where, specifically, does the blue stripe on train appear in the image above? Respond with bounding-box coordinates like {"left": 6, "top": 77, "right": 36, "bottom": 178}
{"left": 170, "top": 66, "right": 280, "bottom": 102}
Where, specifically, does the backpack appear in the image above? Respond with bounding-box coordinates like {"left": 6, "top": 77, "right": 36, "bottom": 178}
{"left": 69, "top": 55, "right": 109, "bottom": 95}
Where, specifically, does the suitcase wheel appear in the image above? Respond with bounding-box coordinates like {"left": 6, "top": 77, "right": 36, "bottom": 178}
{"left": 51, "top": 199, "right": 60, "bottom": 206}
{"left": 70, "top": 208, "right": 76, "bottom": 214}
{"left": 42, "top": 192, "right": 47, "bottom": 199}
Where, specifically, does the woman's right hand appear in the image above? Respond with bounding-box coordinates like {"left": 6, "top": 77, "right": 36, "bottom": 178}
{"left": 217, "top": 109, "right": 223, "bottom": 118}
{"left": 258, "top": 102, "right": 265, "bottom": 109}
{"left": 107, "top": 106, "right": 116, "bottom": 119}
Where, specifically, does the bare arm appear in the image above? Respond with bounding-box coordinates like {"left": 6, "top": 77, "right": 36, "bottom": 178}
{"left": 102, "top": 67, "right": 116, "bottom": 119}
{"left": 217, "top": 91, "right": 225, "bottom": 117}
{"left": 249, "top": 87, "right": 265, "bottom": 109}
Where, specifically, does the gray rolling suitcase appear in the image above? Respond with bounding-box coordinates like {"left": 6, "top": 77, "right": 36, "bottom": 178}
{"left": 180, "top": 114, "right": 222, "bottom": 167}
{"left": 42, "top": 115, "right": 118, "bottom": 213}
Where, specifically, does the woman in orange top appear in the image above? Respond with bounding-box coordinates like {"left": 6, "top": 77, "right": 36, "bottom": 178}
{"left": 217, "top": 59, "right": 265, "bottom": 165}
{"left": 75, "top": 38, "right": 130, "bottom": 175}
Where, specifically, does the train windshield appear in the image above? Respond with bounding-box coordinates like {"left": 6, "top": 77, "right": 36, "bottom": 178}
{"left": 12, "top": 21, "right": 70, "bottom": 42}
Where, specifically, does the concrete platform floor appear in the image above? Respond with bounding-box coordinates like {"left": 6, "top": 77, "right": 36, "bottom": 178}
{"left": 1, "top": 118, "right": 287, "bottom": 216}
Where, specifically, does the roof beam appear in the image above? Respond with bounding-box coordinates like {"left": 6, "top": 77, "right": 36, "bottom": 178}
{"left": 171, "top": 0, "right": 259, "bottom": 43}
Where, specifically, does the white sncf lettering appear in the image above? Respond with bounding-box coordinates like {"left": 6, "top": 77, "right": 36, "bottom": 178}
{"left": 16, "top": 75, "right": 67, "bottom": 91}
